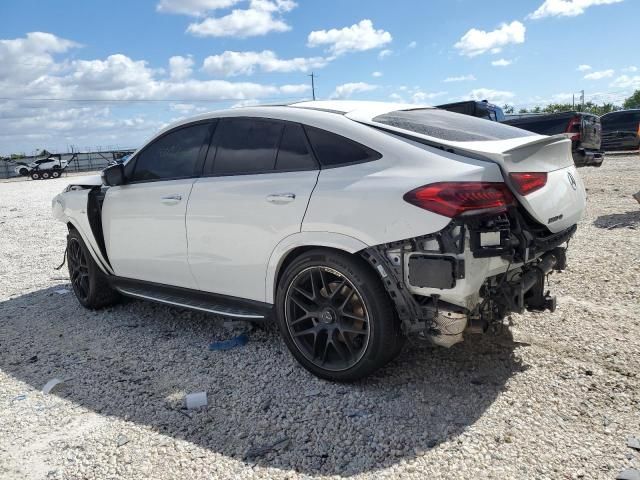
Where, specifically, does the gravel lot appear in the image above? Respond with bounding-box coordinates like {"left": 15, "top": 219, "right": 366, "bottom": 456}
{"left": 1, "top": 155, "right": 639, "bottom": 479}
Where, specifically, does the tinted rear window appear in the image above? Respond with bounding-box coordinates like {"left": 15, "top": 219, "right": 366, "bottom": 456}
{"left": 304, "top": 126, "right": 381, "bottom": 167}
{"left": 275, "top": 124, "right": 317, "bottom": 171}
{"left": 601, "top": 112, "right": 640, "bottom": 132}
{"left": 210, "top": 118, "right": 283, "bottom": 174}
{"left": 373, "top": 109, "right": 536, "bottom": 142}
{"left": 503, "top": 116, "right": 571, "bottom": 135}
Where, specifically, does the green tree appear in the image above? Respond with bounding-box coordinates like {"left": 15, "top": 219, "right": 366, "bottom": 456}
{"left": 623, "top": 90, "right": 640, "bottom": 109}
{"left": 503, "top": 104, "right": 515, "bottom": 114}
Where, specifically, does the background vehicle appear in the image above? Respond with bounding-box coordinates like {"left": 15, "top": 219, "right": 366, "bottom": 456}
{"left": 19, "top": 155, "right": 69, "bottom": 179}
{"left": 52, "top": 101, "right": 585, "bottom": 381}
{"left": 436, "top": 100, "right": 505, "bottom": 122}
{"left": 502, "top": 112, "right": 604, "bottom": 167}
{"left": 601, "top": 109, "right": 640, "bottom": 151}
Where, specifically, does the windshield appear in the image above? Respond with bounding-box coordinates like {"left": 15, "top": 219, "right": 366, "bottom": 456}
{"left": 373, "top": 109, "right": 537, "bottom": 142}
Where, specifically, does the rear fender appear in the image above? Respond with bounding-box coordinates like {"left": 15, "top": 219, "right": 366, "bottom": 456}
{"left": 265, "top": 232, "right": 369, "bottom": 303}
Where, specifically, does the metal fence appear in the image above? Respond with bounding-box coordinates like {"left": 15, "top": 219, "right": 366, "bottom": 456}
{"left": 0, "top": 149, "right": 136, "bottom": 179}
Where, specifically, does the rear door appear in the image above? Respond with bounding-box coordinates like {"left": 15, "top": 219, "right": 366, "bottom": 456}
{"left": 102, "top": 121, "right": 213, "bottom": 288}
{"left": 186, "top": 117, "right": 320, "bottom": 302}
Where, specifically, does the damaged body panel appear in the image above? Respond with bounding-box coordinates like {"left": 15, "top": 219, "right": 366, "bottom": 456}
{"left": 361, "top": 206, "right": 574, "bottom": 347}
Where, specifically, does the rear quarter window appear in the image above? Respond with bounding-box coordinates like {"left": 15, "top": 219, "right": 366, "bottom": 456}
{"left": 374, "top": 109, "right": 536, "bottom": 142}
{"left": 304, "top": 126, "right": 381, "bottom": 167}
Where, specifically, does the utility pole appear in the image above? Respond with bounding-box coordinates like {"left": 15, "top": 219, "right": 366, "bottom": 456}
{"left": 309, "top": 72, "right": 316, "bottom": 100}
{"left": 580, "top": 89, "right": 585, "bottom": 111}
{"left": 572, "top": 94, "right": 575, "bottom": 109}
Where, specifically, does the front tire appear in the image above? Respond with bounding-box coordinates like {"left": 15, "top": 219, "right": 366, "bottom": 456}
{"left": 31, "top": 172, "right": 40, "bottom": 180}
{"left": 275, "top": 249, "right": 403, "bottom": 381}
{"left": 41, "top": 171, "right": 50, "bottom": 179}
{"left": 67, "top": 229, "right": 120, "bottom": 309}
{"left": 51, "top": 170, "right": 61, "bottom": 178}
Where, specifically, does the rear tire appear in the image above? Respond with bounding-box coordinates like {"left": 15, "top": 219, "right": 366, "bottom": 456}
{"left": 67, "top": 229, "right": 120, "bottom": 309}
{"left": 41, "top": 171, "right": 50, "bottom": 179}
{"left": 275, "top": 249, "right": 403, "bottom": 381}
{"left": 31, "top": 172, "right": 40, "bottom": 180}
{"left": 52, "top": 170, "right": 61, "bottom": 178}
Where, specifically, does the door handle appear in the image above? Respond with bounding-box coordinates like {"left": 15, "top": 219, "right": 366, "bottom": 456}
{"left": 266, "top": 193, "right": 296, "bottom": 205}
{"left": 161, "top": 194, "right": 182, "bottom": 205}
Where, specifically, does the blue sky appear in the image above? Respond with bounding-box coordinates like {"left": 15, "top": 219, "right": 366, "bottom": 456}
{"left": 0, "top": 0, "right": 638, "bottom": 155}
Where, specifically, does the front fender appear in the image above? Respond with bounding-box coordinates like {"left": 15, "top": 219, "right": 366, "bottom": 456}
{"left": 264, "top": 231, "right": 369, "bottom": 304}
{"left": 52, "top": 190, "right": 114, "bottom": 275}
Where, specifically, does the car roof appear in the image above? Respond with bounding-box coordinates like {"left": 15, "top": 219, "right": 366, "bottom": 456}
{"left": 152, "top": 100, "right": 433, "bottom": 141}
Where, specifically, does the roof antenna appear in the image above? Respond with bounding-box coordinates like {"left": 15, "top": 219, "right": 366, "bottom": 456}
{"left": 308, "top": 72, "right": 316, "bottom": 101}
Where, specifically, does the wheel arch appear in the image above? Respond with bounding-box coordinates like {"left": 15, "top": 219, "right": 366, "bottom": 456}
{"left": 65, "top": 219, "right": 114, "bottom": 276}
{"left": 265, "top": 232, "right": 369, "bottom": 304}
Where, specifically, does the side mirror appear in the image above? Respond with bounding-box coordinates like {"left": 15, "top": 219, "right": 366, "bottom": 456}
{"left": 102, "top": 163, "right": 125, "bottom": 186}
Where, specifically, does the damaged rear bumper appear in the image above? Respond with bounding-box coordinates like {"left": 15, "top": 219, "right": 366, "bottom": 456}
{"left": 361, "top": 208, "right": 576, "bottom": 346}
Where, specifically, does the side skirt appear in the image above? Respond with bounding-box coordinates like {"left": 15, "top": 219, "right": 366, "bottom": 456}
{"left": 110, "top": 277, "right": 274, "bottom": 321}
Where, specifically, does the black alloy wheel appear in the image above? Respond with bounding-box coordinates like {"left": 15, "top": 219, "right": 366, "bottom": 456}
{"left": 285, "top": 266, "right": 371, "bottom": 371}
{"left": 276, "top": 249, "right": 404, "bottom": 381}
{"left": 68, "top": 237, "right": 90, "bottom": 303}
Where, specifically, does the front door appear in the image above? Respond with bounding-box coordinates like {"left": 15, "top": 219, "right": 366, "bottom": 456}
{"left": 102, "top": 121, "right": 213, "bottom": 289}
{"left": 187, "top": 117, "right": 320, "bottom": 302}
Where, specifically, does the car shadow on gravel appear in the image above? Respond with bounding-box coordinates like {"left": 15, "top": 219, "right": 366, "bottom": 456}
{"left": 0, "top": 286, "right": 526, "bottom": 477}
{"left": 594, "top": 210, "right": 640, "bottom": 230}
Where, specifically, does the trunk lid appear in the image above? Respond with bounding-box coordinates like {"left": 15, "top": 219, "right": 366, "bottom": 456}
{"left": 349, "top": 108, "right": 586, "bottom": 233}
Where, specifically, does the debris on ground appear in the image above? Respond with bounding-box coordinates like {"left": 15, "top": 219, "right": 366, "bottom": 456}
{"left": 617, "top": 469, "right": 640, "bottom": 480}
{"left": 244, "top": 437, "right": 290, "bottom": 459}
{"left": 628, "top": 436, "right": 640, "bottom": 451}
{"left": 208, "top": 333, "right": 249, "bottom": 351}
{"left": 185, "top": 391, "right": 208, "bottom": 410}
{"left": 116, "top": 434, "right": 129, "bottom": 447}
{"left": 41, "top": 378, "right": 64, "bottom": 395}
{"left": 54, "top": 288, "right": 69, "bottom": 295}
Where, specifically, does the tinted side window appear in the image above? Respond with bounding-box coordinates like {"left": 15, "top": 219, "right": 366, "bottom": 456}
{"left": 304, "top": 126, "right": 380, "bottom": 167}
{"left": 275, "top": 124, "right": 317, "bottom": 171}
{"left": 211, "top": 118, "right": 283, "bottom": 174}
{"left": 132, "top": 123, "right": 210, "bottom": 181}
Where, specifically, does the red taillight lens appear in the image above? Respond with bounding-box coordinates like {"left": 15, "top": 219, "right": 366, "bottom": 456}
{"left": 403, "top": 182, "right": 515, "bottom": 218}
{"left": 565, "top": 115, "right": 581, "bottom": 142}
{"left": 509, "top": 172, "right": 547, "bottom": 196}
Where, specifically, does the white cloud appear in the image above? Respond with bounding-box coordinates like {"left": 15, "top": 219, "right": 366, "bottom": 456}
{"left": 622, "top": 66, "right": 638, "bottom": 73}
{"left": 169, "top": 55, "right": 194, "bottom": 80}
{"left": 491, "top": 58, "right": 512, "bottom": 67}
{"left": 389, "top": 87, "right": 446, "bottom": 104}
{"left": 610, "top": 75, "right": 640, "bottom": 89}
{"left": 444, "top": 74, "right": 476, "bottom": 82}
{"left": 467, "top": 88, "right": 515, "bottom": 104}
{"left": 231, "top": 98, "right": 261, "bottom": 108}
{"left": 372, "top": 71, "right": 383, "bottom": 78}
{"left": 528, "top": 0, "right": 623, "bottom": 19}
{"left": 0, "top": 31, "right": 311, "bottom": 154}
{"left": 408, "top": 41, "right": 417, "bottom": 48}
{"left": 584, "top": 69, "right": 614, "bottom": 80}
{"left": 577, "top": 64, "right": 592, "bottom": 71}
{"left": 187, "top": 0, "right": 296, "bottom": 37}
{"left": 307, "top": 20, "right": 392, "bottom": 56}
{"left": 156, "top": 0, "right": 242, "bottom": 16}
{"left": 378, "top": 49, "right": 393, "bottom": 59}
{"left": 454, "top": 21, "right": 525, "bottom": 57}
{"left": 202, "top": 50, "right": 328, "bottom": 76}
{"left": 279, "top": 84, "right": 310, "bottom": 95}
{"left": 329, "top": 82, "right": 378, "bottom": 99}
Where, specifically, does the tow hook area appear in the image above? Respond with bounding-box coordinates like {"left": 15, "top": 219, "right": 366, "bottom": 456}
{"left": 491, "top": 247, "right": 566, "bottom": 317}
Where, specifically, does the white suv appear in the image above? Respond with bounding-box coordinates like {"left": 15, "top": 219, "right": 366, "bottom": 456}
{"left": 52, "top": 101, "right": 586, "bottom": 380}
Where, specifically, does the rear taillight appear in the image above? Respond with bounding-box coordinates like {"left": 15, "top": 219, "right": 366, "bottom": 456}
{"left": 565, "top": 115, "right": 581, "bottom": 141}
{"left": 509, "top": 172, "right": 547, "bottom": 196}
{"left": 403, "top": 182, "right": 515, "bottom": 218}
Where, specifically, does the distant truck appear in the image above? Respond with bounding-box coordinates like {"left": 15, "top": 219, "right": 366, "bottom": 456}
{"left": 600, "top": 109, "right": 640, "bottom": 151}
{"left": 501, "top": 112, "right": 604, "bottom": 168}
{"left": 16, "top": 155, "right": 69, "bottom": 179}
{"left": 436, "top": 100, "right": 506, "bottom": 122}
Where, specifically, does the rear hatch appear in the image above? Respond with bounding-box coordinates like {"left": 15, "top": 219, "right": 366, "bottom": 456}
{"left": 347, "top": 107, "right": 586, "bottom": 233}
